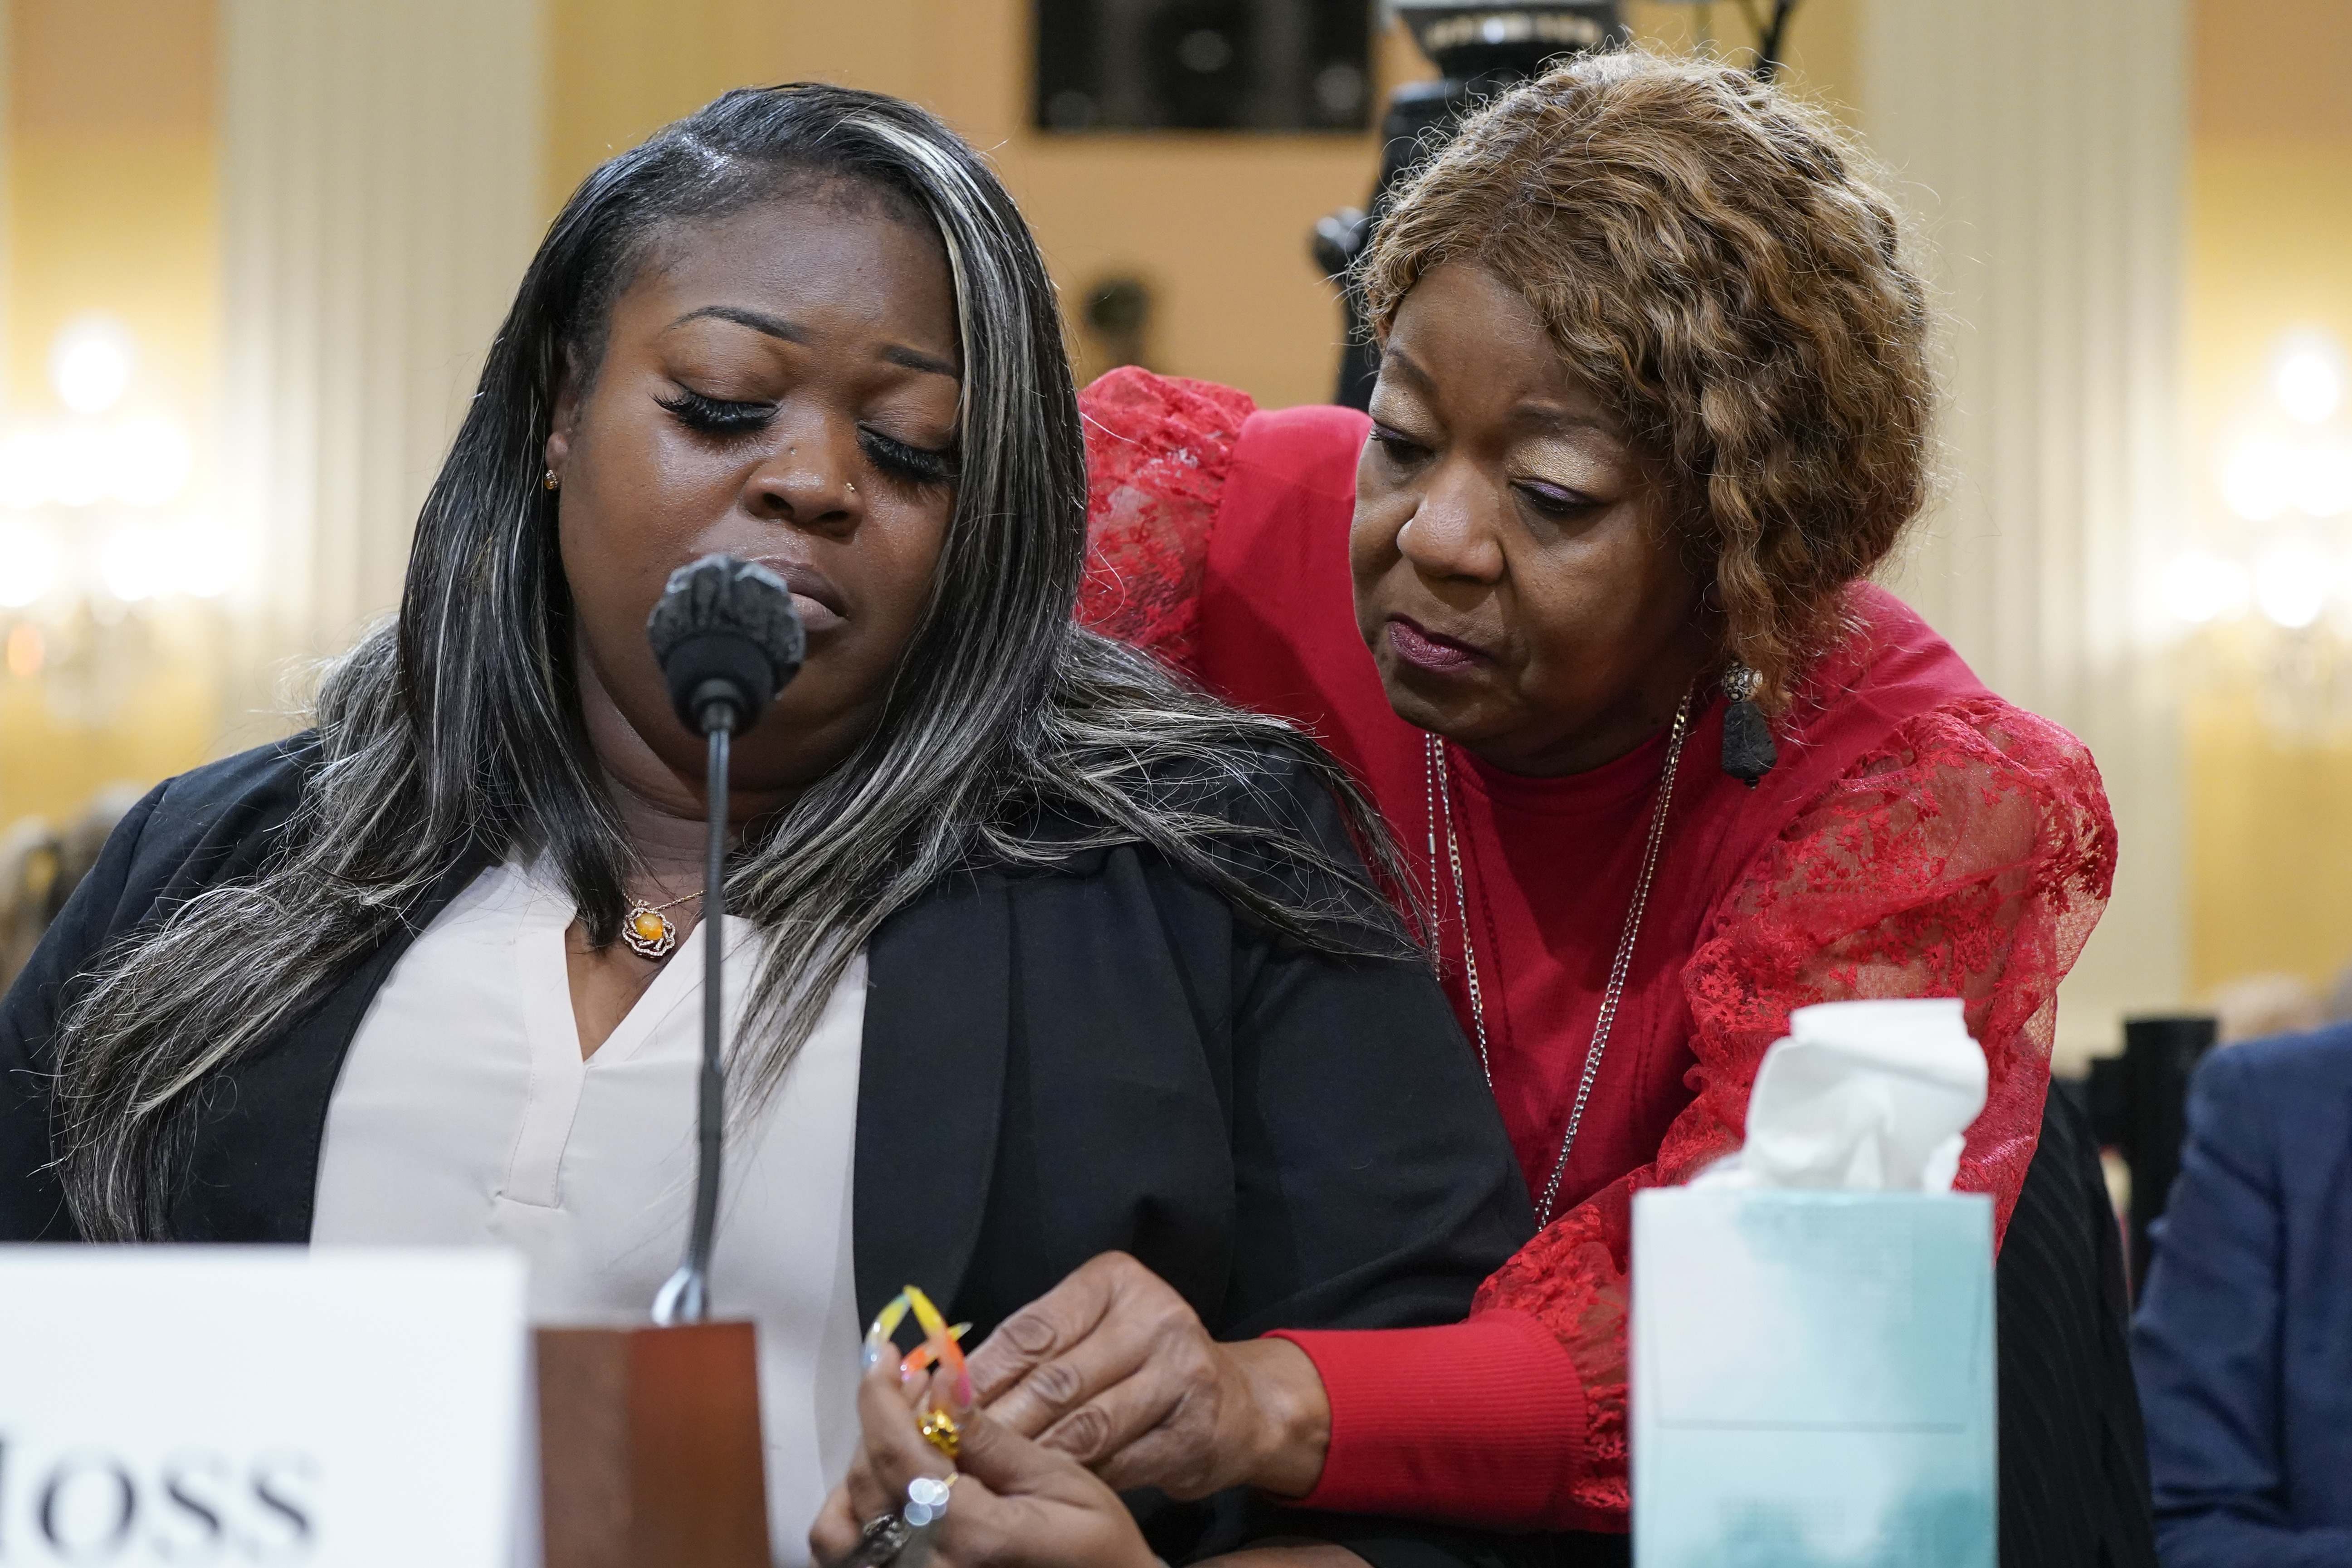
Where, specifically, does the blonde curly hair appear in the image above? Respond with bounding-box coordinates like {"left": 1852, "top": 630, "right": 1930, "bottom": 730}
{"left": 1360, "top": 49, "right": 1933, "bottom": 710}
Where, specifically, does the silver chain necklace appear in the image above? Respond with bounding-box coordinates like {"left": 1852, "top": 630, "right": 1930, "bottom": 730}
{"left": 1423, "top": 687, "right": 1696, "bottom": 1228}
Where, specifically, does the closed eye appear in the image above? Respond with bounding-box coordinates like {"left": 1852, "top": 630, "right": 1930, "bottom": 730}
{"left": 656, "top": 386, "right": 774, "bottom": 436}
{"left": 1369, "top": 422, "right": 1430, "bottom": 466}
{"left": 1514, "top": 479, "right": 1604, "bottom": 520}
{"left": 862, "top": 428, "right": 959, "bottom": 488}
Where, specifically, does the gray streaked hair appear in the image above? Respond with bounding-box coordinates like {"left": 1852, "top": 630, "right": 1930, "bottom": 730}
{"left": 48, "top": 84, "right": 1414, "bottom": 1241}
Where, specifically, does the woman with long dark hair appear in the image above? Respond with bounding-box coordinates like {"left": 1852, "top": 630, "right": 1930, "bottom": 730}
{"left": 0, "top": 85, "right": 1531, "bottom": 1566}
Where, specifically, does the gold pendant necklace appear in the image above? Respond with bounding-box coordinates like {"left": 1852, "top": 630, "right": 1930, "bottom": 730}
{"left": 621, "top": 889, "right": 701, "bottom": 961}
{"left": 1424, "top": 686, "right": 1696, "bottom": 1228}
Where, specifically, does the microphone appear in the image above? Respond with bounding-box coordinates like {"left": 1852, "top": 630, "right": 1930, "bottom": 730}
{"left": 646, "top": 555, "right": 804, "bottom": 1327}
{"left": 646, "top": 552, "right": 806, "bottom": 736}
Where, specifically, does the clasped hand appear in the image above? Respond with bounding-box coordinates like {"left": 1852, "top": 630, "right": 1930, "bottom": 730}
{"left": 809, "top": 1358, "right": 1161, "bottom": 1568}
{"left": 812, "top": 1253, "right": 1336, "bottom": 1567}
{"left": 965, "top": 1252, "right": 1329, "bottom": 1500}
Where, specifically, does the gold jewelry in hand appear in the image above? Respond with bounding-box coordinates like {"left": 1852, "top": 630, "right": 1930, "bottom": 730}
{"left": 917, "top": 1407, "right": 961, "bottom": 1461}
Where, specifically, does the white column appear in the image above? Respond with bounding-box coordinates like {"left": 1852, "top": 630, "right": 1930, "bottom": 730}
{"left": 1859, "top": 0, "right": 2190, "bottom": 1065}
{"left": 219, "top": 0, "right": 544, "bottom": 682}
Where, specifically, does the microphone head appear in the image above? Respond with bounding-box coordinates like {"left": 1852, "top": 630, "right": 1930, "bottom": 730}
{"left": 645, "top": 554, "right": 805, "bottom": 736}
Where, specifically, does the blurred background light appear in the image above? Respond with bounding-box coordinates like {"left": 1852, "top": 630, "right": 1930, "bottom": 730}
{"left": 111, "top": 416, "right": 193, "bottom": 507}
{"left": 0, "top": 432, "right": 59, "bottom": 511}
{"left": 0, "top": 521, "right": 60, "bottom": 608}
{"left": 2254, "top": 542, "right": 2332, "bottom": 628}
{"left": 2222, "top": 439, "right": 2293, "bottom": 521}
{"left": 98, "top": 521, "right": 172, "bottom": 602}
{"left": 2161, "top": 549, "right": 2252, "bottom": 623}
{"left": 49, "top": 428, "right": 110, "bottom": 508}
{"left": 4, "top": 623, "right": 42, "bottom": 679}
{"left": 2293, "top": 442, "right": 2352, "bottom": 517}
{"left": 2279, "top": 342, "right": 2343, "bottom": 425}
{"left": 49, "top": 315, "right": 137, "bottom": 415}
{"left": 169, "top": 518, "right": 246, "bottom": 599}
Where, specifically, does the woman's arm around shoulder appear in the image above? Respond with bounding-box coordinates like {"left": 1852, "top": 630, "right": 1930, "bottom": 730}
{"left": 1283, "top": 693, "right": 2119, "bottom": 1533}
{"left": 1176, "top": 742, "right": 1533, "bottom": 1341}
{"left": 1077, "top": 368, "right": 1256, "bottom": 673}
{"left": 970, "top": 744, "right": 1541, "bottom": 1564}
{"left": 1683, "top": 694, "right": 2117, "bottom": 1229}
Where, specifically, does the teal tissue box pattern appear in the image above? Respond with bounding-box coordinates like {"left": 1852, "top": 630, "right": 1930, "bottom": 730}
{"left": 1631, "top": 1189, "right": 1996, "bottom": 1568}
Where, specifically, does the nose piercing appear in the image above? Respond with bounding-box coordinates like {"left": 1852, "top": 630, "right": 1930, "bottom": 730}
{"left": 847, "top": 480, "right": 856, "bottom": 493}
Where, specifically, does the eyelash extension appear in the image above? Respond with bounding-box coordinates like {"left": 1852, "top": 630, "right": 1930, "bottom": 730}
{"left": 658, "top": 385, "right": 957, "bottom": 485}
{"left": 656, "top": 386, "right": 775, "bottom": 435}
{"left": 862, "top": 428, "right": 960, "bottom": 487}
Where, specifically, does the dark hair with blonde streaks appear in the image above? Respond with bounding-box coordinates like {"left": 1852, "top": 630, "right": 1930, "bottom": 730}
{"left": 48, "top": 83, "right": 1412, "bottom": 1241}
{"left": 1360, "top": 49, "right": 1933, "bottom": 710}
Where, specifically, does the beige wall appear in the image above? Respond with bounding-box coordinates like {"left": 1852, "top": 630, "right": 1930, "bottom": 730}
{"left": 2179, "top": 0, "right": 2352, "bottom": 992}
{"left": 543, "top": 0, "right": 1394, "bottom": 409}
{"left": 542, "top": 0, "right": 1863, "bottom": 410}
{"left": 0, "top": 0, "right": 1874, "bottom": 846}
{"left": 0, "top": 0, "right": 223, "bottom": 830}
{"left": 19, "top": 0, "right": 2327, "bottom": 1029}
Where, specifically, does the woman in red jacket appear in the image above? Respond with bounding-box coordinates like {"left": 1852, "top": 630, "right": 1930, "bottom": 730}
{"left": 824, "top": 49, "right": 2146, "bottom": 1568}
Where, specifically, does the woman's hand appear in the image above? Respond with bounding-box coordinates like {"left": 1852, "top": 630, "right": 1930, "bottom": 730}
{"left": 965, "top": 1251, "right": 1332, "bottom": 1500}
{"left": 810, "top": 1356, "right": 1158, "bottom": 1568}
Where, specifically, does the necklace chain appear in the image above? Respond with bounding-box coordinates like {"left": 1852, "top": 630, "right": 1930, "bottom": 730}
{"left": 1427, "top": 736, "right": 1495, "bottom": 1085}
{"left": 1425, "top": 688, "right": 1696, "bottom": 1228}
{"left": 632, "top": 888, "right": 704, "bottom": 916}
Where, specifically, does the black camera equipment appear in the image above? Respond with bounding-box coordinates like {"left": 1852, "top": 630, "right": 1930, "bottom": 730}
{"left": 1036, "top": 0, "right": 1378, "bottom": 132}
{"left": 1314, "top": 0, "right": 1801, "bottom": 409}
{"left": 1314, "top": 3, "right": 1625, "bottom": 408}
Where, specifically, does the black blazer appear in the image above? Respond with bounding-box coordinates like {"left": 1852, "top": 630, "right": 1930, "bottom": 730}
{"left": 0, "top": 739, "right": 1548, "bottom": 1566}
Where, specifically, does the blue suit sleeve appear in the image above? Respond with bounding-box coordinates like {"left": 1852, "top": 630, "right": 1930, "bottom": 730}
{"left": 2132, "top": 1045, "right": 2352, "bottom": 1567}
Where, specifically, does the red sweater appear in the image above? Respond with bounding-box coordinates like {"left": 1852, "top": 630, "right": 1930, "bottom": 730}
{"left": 1078, "top": 369, "right": 2118, "bottom": 1532}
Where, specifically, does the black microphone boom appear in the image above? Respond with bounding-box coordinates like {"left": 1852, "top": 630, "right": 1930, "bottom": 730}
{"left": 645, "top": 554, "right": 803, "bottom": 1328}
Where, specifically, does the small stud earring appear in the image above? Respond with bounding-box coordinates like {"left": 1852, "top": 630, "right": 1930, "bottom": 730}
{"left": 542, "top": 468, "right": 559, "bottom": 492}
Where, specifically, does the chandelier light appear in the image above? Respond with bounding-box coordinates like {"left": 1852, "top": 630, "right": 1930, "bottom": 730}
{"left": 49, "top": 314, "right": 136, "bottom": 416}
{"left": 0, "top": 319, "right": 237, "bottom": 617}
{"left": 2167, "top": 327, "right": 2352, "bottom": 737}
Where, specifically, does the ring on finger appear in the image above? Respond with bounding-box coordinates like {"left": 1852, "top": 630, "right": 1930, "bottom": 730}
{"left": 833, "top": 1475, "right": 956, "bottom": 1567}
{"left": 917, "top": 1407, "right": 962, "bottom": 1461}
{"left": 838, "top": 1509, "right": 914, "bottom": 1568}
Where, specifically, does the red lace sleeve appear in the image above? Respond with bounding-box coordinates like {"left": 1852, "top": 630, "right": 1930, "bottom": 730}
{"left": 1076, "top": 367, "right": 1256, "bottom": 674}
{"left": 1304, "top": 695, "right": 2116, "bottom": 1532}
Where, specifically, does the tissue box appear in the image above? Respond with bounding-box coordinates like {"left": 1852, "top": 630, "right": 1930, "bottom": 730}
{"left": 1631, "top": 1189, "right": 1995, "bottom": 1568}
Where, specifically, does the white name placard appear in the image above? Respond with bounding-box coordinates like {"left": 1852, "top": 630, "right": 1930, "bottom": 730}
{"left": 0, "top": 1247, "right": 529, "bottom": 1568}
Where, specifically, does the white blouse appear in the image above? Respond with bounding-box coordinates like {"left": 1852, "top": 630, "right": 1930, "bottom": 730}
{"left": 312, "top": 860, "right": 864, "bottom": 1566}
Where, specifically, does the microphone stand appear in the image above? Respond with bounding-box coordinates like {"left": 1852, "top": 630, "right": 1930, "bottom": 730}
{"left": 655, "top": 718, "right": 733, "bottom": 1327}
{"left": 539, "top": 554, "right": 798, "bottom": 1568}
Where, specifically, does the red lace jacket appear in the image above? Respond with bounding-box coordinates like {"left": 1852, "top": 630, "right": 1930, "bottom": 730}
{"left": 1077, "top": 368, "right": 2118, "bottom": 1533}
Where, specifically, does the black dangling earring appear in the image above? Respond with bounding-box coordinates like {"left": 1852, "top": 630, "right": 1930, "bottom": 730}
{"left": 1721, "top": 662, "right": 1776, "bottom": 787}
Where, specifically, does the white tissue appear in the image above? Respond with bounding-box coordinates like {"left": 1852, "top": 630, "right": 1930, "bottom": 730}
{"left": 1693, "top": 998, "right": 1987, "bottom": 1193}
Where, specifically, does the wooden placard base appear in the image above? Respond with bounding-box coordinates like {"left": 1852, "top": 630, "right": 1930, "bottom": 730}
{"left": 536, "top": 1320, "right": 771, "bottom": 1568}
